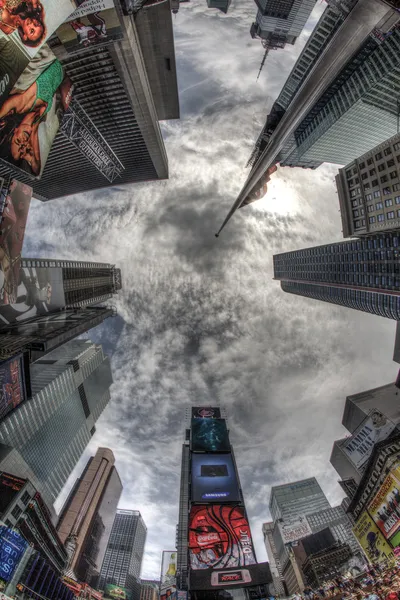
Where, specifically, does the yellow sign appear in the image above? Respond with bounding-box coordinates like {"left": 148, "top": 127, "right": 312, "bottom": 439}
{"left": 353, "top": 511, "right": 394, "bottom": 563}
{"left": 368, "top": 472, "right": 400, "bottom": 539}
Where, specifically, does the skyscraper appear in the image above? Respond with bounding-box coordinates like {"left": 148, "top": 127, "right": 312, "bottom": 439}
{"left": 57, "top": 448, "right": 123, "bottom": 583}
{"left": 176, "top": 406, "right": 272, "bottom": 600}
{"left": 0, "top": 340, "right": 113, "bottom": 505}
{"left": 262, "top": 522, "right": 285, "bottom": 596}
{"left": 98, "top": 510, "right": 147, "bottom": 593}
{"left": 140, "top": 581, "right": 159, "bottom": 600}
{"left": 273, "top": 233, "right": 400, "bottom": 320}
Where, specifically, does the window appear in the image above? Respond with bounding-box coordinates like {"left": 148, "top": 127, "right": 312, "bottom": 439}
{"left": 346, "top": 170, "right": 352, "bottom": 178}
{"left": 367, "top": 204, "right": 374, "bottom": 212}
{"left": 353, "top": 210, "right": 359, "bottom": 218}
{"left": 361, "top": 172, "right": 368, "bottom": 180}
{"left": 366, "top": 193, "right": 372, "bottom": 201}
{"left": 387, "top": 159, "right": 395, "bottom": 168}
{"left": 369, "top": 216, "right": 376, "bottom": 223}
{"left": 350, "top": 190, "right": 356, "bottom": 198}
{"left": 394, "top": 142, "right": 400, "bottom": 151}
{"left": 376, "top": 201, "right": 383, "bottom": 209}
{"left": 11, "top": 505, "right": 22, "bottom": 520}
{"left": 390, "top": 170, "right": 398, "bottom": 180}
{"left": 367, "top": 157, "right": 373, "bottom": 165}
{"left": 21, "top": 491, "right": 30, "bottom": 505}
{"left": 374, "top": 191, "right": 381, "bottom": 198}
{"left": 393, "top": 183, "right": 400, "bottom": 192}
{"left": 372, "top": 179, "right": 379, "bottom": 187}
{"left": 385, "top": 198, "right": 393, "bottom": 207}
{"left": 397, "top": 155, "right": 400, "bottom": 163}
{"left": 376, "top": 152, "right": 383, "bottom": 160}
{"left": 383, "top": 187, "right": 392, "bottom": 195}
{"left": 384, "top": 147, "right": 392, "bottom": 156}
{"left": 359, "top": 161, "right": 365, "bottom": 169}
{"left": 377, "top": 213, "right": 385, "bottom": 222}
{"left": 388, "top": 211, "right": 395, "bottom": 219}
{"left": 381, "top": 175, "right": 388, "bottom": 183}
{"left": 369, "top": 168, "right": 376, "bottom": 176}
{"left": 352, "top": 199, "right": 358, "bottom": 207}
{"left": 378, "top": 164, "right": 386, "bottom": 172}
{"left": 398, "top": 209, "right": 400, "bottom": 217}
{"left": 355, "top": 219, "right": 362, "bottom": 228}
{"left": 396, "top": 196, "right": 400, "bottom": 204}
{"left": 364, "top": 183, "right": 371, "bottom": 190}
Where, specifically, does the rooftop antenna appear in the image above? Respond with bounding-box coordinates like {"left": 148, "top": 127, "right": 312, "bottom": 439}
{"left": 257, "top": 47, "right": 269, "bottom": 81}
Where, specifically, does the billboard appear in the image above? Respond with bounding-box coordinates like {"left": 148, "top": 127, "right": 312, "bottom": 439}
{"left": 192, "top": 407, "right": 221, "bottom": 419}
{"left": 103, "top": 585, "right": 132, "bottom": 600}
{"left": 341, "top": 411, "right": 396, "bottom": 473}
{"left": 0, "top": 354, "right": 27, "bottom": 421}
{"left": 278, "top": 515, "right": 312, "bottom": 545}
{"left": 368, "top": 471, "right": 400, "bottom": 540}
{"left": 0, "top": 266, "right": 65, "bottom": 326}
{"left": 0, "top": 49, "right": 73, "bottom": 179}
{"left": 191, "top": 453, "right": 240, "bottom": 503}
{"left": 188, "top": 505, "right": 257, "bottom": 570}
{"left": 352, "top": 511, "right": 394, "bottom": 563}
{"left": 0, "top": 525, "right": 28, "bottom": 582}
{"left": 191, "top": 418, "right": 230, "bottom": 453}
{"left": 0, "top": 179, "right": 31, "bottom": 306}
{"left": 189, "top": 562, "right": 272, "bottom": 591}
{"left": 0, "top": 472, "right": 26, "bottom": 513}
{"left": 160, "top": 551, "right": 177, "bottom": 600}
{"left": 55, "top": 0, "right": 123, "bottom": 53}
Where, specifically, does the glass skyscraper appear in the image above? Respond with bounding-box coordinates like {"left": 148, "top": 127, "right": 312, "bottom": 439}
{"left": 273, "top": 233, "right": 400, "bottom": 319}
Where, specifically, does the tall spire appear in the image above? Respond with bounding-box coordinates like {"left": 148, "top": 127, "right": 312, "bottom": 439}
{"left": 257, "top": 47, "right": 269, "bottom": 81}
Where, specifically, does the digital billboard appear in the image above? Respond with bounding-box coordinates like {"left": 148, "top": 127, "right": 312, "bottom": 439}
{"left": 0, "top": 472, "right": 26, "bottom": 513}
{"left": 0, "top": 266, "right": 65, "bottom": 326}
{"left": 352, "top": 511, "right": 394, "bottom": 563}
{"left": 188, "top": 505, "right": 257, "bottom": 570}
{"left": 0, "top": 179, "right": 32, "bottom": 307}
{"left": 191, "top": 418, "right": 230, "bottom": 453}
{"left": 368, "top": 471, "right": 400, "bottom": 540}
{"left": 0, "top": 50, "right": 73, "bottom": 179}
{"left": 160, "top": 551, "right": 177, "bottom": 600}
{"left": 191, "top": 453, "right": 240, "bottom": 503}
{"left": 0, "top": 354, "right": 28, "bottom": 421}
{"left": 192, "top": 407, "right": 221, "bottom": 419}
{"left": 0, "top": 525, "right": 28, "bottom": 582}
{"left": 104, "top": 585, "right": 132, "bottom": 600}
{"left": 189, "top": 561, "right": 271, "bottom": 591}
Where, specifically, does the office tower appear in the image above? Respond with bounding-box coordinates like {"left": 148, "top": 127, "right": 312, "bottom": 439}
{"left": 273, "top": 233, "right": 400, "bottom": 320}
{"left": 176, "top": 406, "right": 272, "bottom": 600}
{"left": 262, "top": 522, "right": 285, "bottom": 596}
{"left": 305, "top": 505, "right": 363, "bottom": 559}
{"left": 98, "top": 510, "right": 147, "bottom": 593}
{"left": 0, "top": 3, "right": 179, "bottom": 200}
{"left": 57, "top": 448, "right": 123, "bottom": 583}
{"left": 336, "top": 133, "right": 400, "bottom": 238}
{"left": 0, "top": 340, "right": 113, "bottom": 505}
{"left": 206, "top": 0, "right": 231, "bottom": 12}
{"left": 140, "top": 580, "right": 159, "bottom": 600}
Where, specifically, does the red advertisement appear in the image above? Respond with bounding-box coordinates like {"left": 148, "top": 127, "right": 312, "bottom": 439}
{"left": 0, "top": 354, "right": 27, "bottom": 421}
{"left": 188, "top": 505, "right": 257, "bottom": 570}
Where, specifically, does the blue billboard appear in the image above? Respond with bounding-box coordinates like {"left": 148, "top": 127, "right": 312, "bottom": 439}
{"left": 191, "top": 418, "right": 230, "bottom": 453}
{"left": 191, "top": 453, "right": 240, "bottom": 502}
{"left": 0, "top": 525, "right": 28, "bottom": 582}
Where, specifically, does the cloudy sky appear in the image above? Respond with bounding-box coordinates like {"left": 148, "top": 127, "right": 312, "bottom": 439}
{"left": 24, "top": 0, "right": 399, "bottom": 580}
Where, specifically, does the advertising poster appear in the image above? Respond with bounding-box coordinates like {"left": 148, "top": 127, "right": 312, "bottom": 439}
{"left": 104, "top": 585, "right": 132, "bottom": 600}
{"left": 368, "top": 471, "right": 400, "bottom": 540}
{"left": 188, "top": 505, "right": 257, "bottom": 570}
{"left": 55, "top": 0, "right": 123, "bottom": 53}
{"left": 352, "top": 511, "right": 393, "bottom": 563}
{"left": 192, "top": 407, "right": 221, "bottom": 419}
{"left": 0, "top": 472, "right": 26, "bottom": 512}
{"left": 0, "top": 525, "right": 28, "bottom": 582}
{"left": 0, "top": 266, "right": 65, "bottom": 326}
{"left": 0, "top": 179, "right": 31, "bottom": 307}
{"left": 0, "top": 0, "right": 84, "bottom": 104}
{"left": 191, "top": 453, "right": 240, "bottom": 503}
{"left": 0, "top": 47, "right": 73, "bottom": 179}
{"left": 160, "top": 551, "right": 177, "bottom": 600}
{"left": 341, "top": 411, "right": 395, "bottom": 473}
{"left": 0, "top": 354, "right": 27, "bottom": 421}
{"left": 190, "top": 562, "right": 272, "bottom": 592}
{"left": 278, "top": 515, "right": 312, "bottom": 545}
{"left": 191, "top": 418, "right": 230, "bottom": 453}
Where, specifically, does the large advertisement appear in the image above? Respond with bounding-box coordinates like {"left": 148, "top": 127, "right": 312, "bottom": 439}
{"left": 189, "top": 561, "right": 272, "bottom": 591}
{"left": 352, "top": 511, "right": 394, "bottom": 563}
{"left": 103, "top": 585, "right": 132, "bottom": 600}
{"left": 0, "top": 48, "right": 73, "bottom": 179}
{"left": 0, "top": 266, "right": 65, "bottom": 326}
{"left": 192, "top": 407, "right": 221, "bottom": 419}
{"left": 278, "top": 515, "right": 312, "bottom": 545}
{"left": 0, "top": 179, "right": 31, "bottom": 306}
{"left": 55, "top": 0, "right": 123, "bottom": 53}
{"left": 191, "top": 418, "right": 230, "bottom": 453}
{"left": 368, "top": 471, "right": 400, "bottom": 540}
{"left": 160, "top": 551, "right": 177, "bottom": 600}
{"left": 0, "top": 472, "right": 26, "bottom": 513}
{"left": 191, "top": 453, "right": 240, "bottom": 503}
{"left": 0, "top": 525, "right": 28, "bottom": 582}
{"left": 341, "top": 411, "right": 396, "bottom": 473}
{"left": 0, "top": 354, "right": 27, "bottom": 421}
{"left": 188, "top": 505, "right": 257, "bottom": 570}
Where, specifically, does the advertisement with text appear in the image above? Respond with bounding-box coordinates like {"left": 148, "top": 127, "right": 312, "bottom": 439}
{"left": 278, "top": 515, "right": 312, "bottom": 545}
{"left": 0, "top": 525, "right": 28, "bottom": 583}
{"left": 191, "top": 453, "right": 240, "bottom": 503}
{"left": 368, "top": 471, "right": 400, "bottom": 540}
{"left": 190, "top": 562, "right": 272, "bottom": 592}
{"left": 188, "top": 505, "right": 257, "bottom": 570}
{"left": 104, "top": 585, "right": 131, "bottom": 600}
{"left": 353, "top": 511, "right": 394, "bottom": 563}
{"left": 191, "top": 418, "right": 230, "bottom": 453}
{"left": 192, "top": 407, "right": 221, "bottom": 419}
{"left": 0, "top": 354, "right": 27, "bottom": 421}
{"left": 160, "top": 551, "right": 177, "bottom": 600}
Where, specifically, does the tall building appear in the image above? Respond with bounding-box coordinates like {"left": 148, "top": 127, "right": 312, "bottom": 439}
{"left": 140, "top": 580, "right": 159, "bottom": 600}
{"left": 176, "top": 406, "right": 272, "bottom": 600}
{"left": 336, "top": 133, "right": 400, "bottom": 238}
{"left": 56, "top": 448, "right": 123, "bottom": 583}
{"left": 262, "top": 522, "right": 285, "bottom": 596}
{"left": 273, "top": 233, "right": 400, "bottom": 320}
{"left": 0, "top": 340, "right": 112, "bottom": 505}
{"left": 206, "top": 0, "right": 231, "bottom": 12}
{"left": 0, "top": 2, "right": 180, "bottom": 200}
{"left": 98, "top": 510, "right": 147, "bottom": 593}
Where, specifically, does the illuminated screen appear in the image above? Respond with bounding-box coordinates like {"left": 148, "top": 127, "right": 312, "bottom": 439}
{"left": 0, "top": 526, "right": 28, "bottom": 582}
{"left": 104, "top": 585, "right": 132, "bottom": 600}
{"left": 192, "top": 407, "right": 221, "bottom": 419}
{"left": 191, "top": 418, "right": 230, "bottom": 453}
{"left": 191, "top": 453, "right": 240, "bottom": 502}
{"left": 188, "top": 505, "right": 257, "bottom": 570}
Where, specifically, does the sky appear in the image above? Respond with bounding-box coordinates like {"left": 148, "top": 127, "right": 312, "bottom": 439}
{"left": 23, "top": 0, "right": 399, "bottom": 581}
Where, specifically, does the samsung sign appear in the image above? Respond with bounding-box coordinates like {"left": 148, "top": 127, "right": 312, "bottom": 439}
{"left": 0, "top": 526, "right": 28, "bottom": 582}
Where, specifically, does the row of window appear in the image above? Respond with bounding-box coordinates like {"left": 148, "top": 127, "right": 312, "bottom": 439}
{"left": 368, "top": 210, "right": 399, "bottom": 224}
{"left": 346, "top": 143, "right": 400, "bottom": 180}
{"left": 350, "top": 181, "right": 400, "bottom": 198}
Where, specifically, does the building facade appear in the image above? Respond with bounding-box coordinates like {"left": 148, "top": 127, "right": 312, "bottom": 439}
{"left": 140, "top": 580, "right": 159, "bottom": 600}
{"left": 262, "top": 521, "right": 285, "bottom": 596}
{"left": 57, "top": 448, "right": 122, "bottom": 584}
{"left": 273, "top": 233, "right": 400, "bottom": 320}
{"left": 336, "top": 133, "right": 400, "bottom": 238}
{"left": 98, "top": 510, "right": 147, "bottom": 593}
{"left": 0, "top": 340, "right": 112, "bottom": 504}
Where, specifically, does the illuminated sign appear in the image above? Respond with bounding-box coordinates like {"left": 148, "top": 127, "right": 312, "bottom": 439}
{"left": 192, "top": 407, "right": 221, "bottom": 419}
{"left": 191, "top": 418, "right": 230, "bottom": 453}
{"left": 189, "top": 562, "right": 272, "bottom": 591}
{"left": 0, "top": 526, "right": 28, "bottom": 582}
{"left": 0, "top": 355, "right": 28, "bottom": 422}
{"left": 191, "top": 454, "right": 240, "bottom": 503}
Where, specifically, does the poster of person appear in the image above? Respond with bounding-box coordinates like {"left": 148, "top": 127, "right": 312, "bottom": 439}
{"left": 353, "top": 510, "right": 394, "bottom": 563}
{"left": 368, "top": 471, "right": 400, "bottom": 540}
{"left": 55, "top": 0, "right": 123, "bottom": 53}
{"left": 0, "top": 0, "right": 85, "bottom": 103}
{"left": 0, "top": 266, "right": 66, "bottom": 326}
{"left": 0, "top": 354, "right": 27, "bottom": 421}
{"left": 0, "top": 178, "right": 32, "bottom": 310}
{"left": 0, "top": 45, "right": 73, "bottom": 179}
